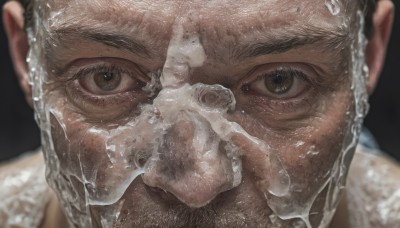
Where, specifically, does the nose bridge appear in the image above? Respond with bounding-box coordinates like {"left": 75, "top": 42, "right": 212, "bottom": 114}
{"left": 159, "top": 112, "right": 216, "bottom": 180}
{"left": 160, "top": 111, "right": 203, "bottom": 169}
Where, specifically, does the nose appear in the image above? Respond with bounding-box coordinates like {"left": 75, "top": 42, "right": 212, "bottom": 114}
{"left": 142, "top": 111, "right": 241, "bottom": 208}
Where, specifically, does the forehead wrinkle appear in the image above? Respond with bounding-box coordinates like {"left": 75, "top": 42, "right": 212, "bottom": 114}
{"left": 232, "top": 24, "right": 351, "bottom": 60}
{"left": 44, "top": 0, "right": 176, "bottom": 44}
{"left": 47, "top": 25, "right": 151, "bottom": 58}
{"left": 193, "top": 0, "right": 353, "bottom": 63}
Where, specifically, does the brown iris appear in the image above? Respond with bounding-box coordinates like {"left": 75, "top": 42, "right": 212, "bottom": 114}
{"left": 94, "top": 72, "right": 122, "bottom": 91}
{"left": 265, "top": 72, "right": 294, "bottom": 95}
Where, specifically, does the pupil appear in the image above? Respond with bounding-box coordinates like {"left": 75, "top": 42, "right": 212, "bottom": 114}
{"left": 272, "top": 74, "right": 284, "bottom": 84}
{"left": 103, "top": 72, "right": 114, "bottom": 81}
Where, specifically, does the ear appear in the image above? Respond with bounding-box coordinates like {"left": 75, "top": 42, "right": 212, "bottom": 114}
{"left": 3, "top": 1, "right": 32, "bottom": 107}
{"left": 366, "top": 0, "right": 395, "bottom": 94}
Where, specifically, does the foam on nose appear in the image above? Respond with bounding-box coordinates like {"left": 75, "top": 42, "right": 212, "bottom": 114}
{"left": 160, "top": 18, "right": 207, "bottom": 88}
{"left": 140, "top": 20, "right": 245, "bottom": 207}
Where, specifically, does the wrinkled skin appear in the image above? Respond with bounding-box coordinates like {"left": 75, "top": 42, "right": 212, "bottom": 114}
{"left": 30, "top": 0, "right": 365, "bottom": 227}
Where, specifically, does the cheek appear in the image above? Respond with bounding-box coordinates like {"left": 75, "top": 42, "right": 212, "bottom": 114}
{"left": 49, "top": 98, "right": 162, "bottom": 205}
{"left": 279, "top": 121, "right": 347, "bottom": 193}
{"left": 235, "top": 87, "right": 354, "bottom": 195}
{"left": 282, "top": 98, "right": 351, "bottom": 187}
{"left": 51, "top": 111, "right": 109, "bottom": 173}
{"left": 50, "top": 104, "right": 116, "bottom": 201}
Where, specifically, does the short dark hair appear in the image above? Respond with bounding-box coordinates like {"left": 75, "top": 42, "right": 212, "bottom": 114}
{"left": 17, "top": 0, "right": 33, "bottom": 30}
{"left": 360, "top": 0, "right": 378, "bottom": 38}
{"left": 17, "top": 0, "right": 377, "bottom": 38}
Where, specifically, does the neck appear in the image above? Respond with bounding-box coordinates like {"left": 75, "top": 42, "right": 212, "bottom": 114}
{"left": 329, "top": 191, "right": 350, "bottom": 228}
{"left": 40, "top": 190, "right": 69, "bottom": 228}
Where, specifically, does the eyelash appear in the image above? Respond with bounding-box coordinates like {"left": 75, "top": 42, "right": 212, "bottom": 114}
{"left": 241, "top": 66, "right": 317, "bottom": 113}
{"left": 69, "top": 63, "right": 133, "bottom": 82}
{"left": 259, "top": 68, "right": 310, "bottom": 83}
{"left": 243, "top": 67, "right": 313, "bottom": 94}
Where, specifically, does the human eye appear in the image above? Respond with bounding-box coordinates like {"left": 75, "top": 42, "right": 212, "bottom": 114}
{"left": 63, "top": 58, "right": 151, "bottom": 119}
{"left": 239, "top": 63, "right": 318, "bottom": 115}
{"left": 76, "top": 63, "right": 146, "bottom": 95}
{"left": 243, "top": 65, "right": 312, "bottom": 99}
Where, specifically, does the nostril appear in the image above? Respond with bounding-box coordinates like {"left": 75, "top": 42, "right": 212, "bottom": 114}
{"left": 137, "top": 157, "right": 147, "bottom": 168}
{"left": 144, "top": 183, "right": 236, "bottom": 211}
{"left": 143, "top": 173, "right": 229, "bottom": 208}
{"left": 145, "top": 185, "right": 170, "bottom": 199}
{"left": 145, "top": 185, "right": 192, "bottom": 205}
{"left": 133, "top": 150, "right": 152, "bottom": 169}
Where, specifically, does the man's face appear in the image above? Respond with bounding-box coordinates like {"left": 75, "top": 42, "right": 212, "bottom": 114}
{"left": 29, "top": 0, "right": 367, "bottom": 227}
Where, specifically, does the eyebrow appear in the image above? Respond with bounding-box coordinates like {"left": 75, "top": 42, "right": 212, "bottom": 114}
{"left": 47, "top": 23, "right": 349, "bottom": 68}
{"left": 233, "top": 26, "right": 350, "bottom": 60}
{"left": 47, "top": 26, "right": 151, "bottom": 58}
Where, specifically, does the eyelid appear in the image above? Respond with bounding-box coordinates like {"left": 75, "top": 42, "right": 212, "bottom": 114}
{"left": 241, "top": 63, "right": 319, "bottom": 87}
{"left": 77, "top": 64, "right": 142, "bottom": 96}
{"left": 66, "top": 78, "right": 145, "bottom": 121}
{"left": 64, "top": 60, "right": 151, "bottom": 120}
{"left": 73, "top": 63, "right": 135, "bottom": 82}
{"left": 256, "top": 68, "right": 310, "bottom": 85}
{"left": 59, "top": 57, "right": 150, "bottom": 83}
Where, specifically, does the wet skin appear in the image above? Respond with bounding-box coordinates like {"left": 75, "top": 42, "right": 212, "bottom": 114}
{"left": 37, "top": 0, "right": 362, "bottom": 227}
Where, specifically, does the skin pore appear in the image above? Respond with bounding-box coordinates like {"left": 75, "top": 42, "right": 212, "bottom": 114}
{"left": 2, "top": 0, "right": 397, "bottom": 227}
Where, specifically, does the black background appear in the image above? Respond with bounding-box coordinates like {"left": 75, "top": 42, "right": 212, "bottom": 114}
{"left": 1, "top": 1, "right": 399, "bottom": 162}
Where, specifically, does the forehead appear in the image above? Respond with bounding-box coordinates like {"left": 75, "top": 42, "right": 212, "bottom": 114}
{"left": 45, "top": 0, "right": 354, "bottom": 13}
{"left": 42, "top": 0, "right": 357, "bottom": 35}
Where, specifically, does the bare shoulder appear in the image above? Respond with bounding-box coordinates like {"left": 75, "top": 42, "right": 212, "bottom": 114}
{"left": 0, "top": 150, "right": 43, "bottom": 173}
{"left": 345, "top": 145, "right": 400, "bottom": 227}
{"left": 0, "top": 150, "right": 51, "bottom": 227}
